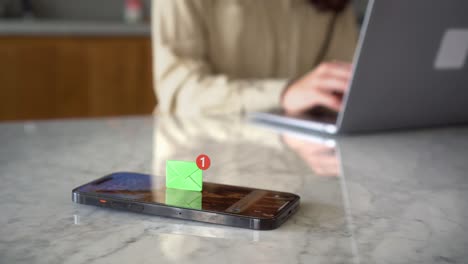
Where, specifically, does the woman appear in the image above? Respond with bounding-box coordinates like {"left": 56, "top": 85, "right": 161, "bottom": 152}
{"left": 152, "top": 0, "right": 357, "bottom": 115}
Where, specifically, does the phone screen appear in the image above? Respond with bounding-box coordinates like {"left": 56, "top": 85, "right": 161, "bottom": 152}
{"left": 75, "top": 172, "right": 298, "bottom": 218}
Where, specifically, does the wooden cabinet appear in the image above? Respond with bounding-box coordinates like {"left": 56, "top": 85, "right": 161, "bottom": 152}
{"left": 0, "top": 36, "right": 155, "bottom": 121}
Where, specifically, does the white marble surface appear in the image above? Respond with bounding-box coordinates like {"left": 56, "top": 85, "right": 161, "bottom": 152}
{"left": 1, "top": 116, "right": 467, "bottom": 264}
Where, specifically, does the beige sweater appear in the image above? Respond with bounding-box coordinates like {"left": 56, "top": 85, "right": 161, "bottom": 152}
{"left": 152, "top": 0, "right": 358, "bottom": 115}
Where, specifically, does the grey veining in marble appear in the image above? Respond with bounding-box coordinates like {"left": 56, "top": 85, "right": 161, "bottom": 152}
{"left": 1, "top": 116, "right": 467, "bottom": 264}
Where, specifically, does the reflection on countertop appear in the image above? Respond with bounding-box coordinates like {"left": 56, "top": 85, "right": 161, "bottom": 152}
{"left": 0, "top": 115, "right": 467, "bottom": 263}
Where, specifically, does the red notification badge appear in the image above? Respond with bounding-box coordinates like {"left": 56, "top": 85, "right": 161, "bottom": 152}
{"left": 196, "top": 154, "right": 211, "bottom": 170}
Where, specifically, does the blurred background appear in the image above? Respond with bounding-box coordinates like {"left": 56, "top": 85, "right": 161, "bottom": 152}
{"left": 0, "top": 0, "right": 368, "bottom": 121}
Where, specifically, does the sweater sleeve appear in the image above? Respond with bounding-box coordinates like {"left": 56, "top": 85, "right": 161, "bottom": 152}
{"left": 152, "top": 0, "right": 288, "bottom": 116}
{"left": 323, "top": 5, "right": 359, "bottom": 62}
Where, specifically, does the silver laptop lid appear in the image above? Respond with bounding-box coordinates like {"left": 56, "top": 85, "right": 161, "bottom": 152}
{"left": 337, "top": 0, "right": 468, "bottom": 133}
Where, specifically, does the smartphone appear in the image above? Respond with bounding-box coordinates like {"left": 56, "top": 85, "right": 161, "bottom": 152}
{"left": 72, "top": 172, "right": 300, "bottom": 230}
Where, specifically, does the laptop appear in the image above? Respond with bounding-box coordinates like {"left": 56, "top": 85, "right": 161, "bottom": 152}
{"left": 251, "top": 0, "right": 468, "bottom": 134}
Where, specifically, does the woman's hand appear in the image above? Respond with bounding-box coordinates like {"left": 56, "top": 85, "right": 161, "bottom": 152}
{"left": 281, "top": 61, "right": 352, "bottom": 115}
{"left": 282, "top": 134, "right": 339, "bottom": 177}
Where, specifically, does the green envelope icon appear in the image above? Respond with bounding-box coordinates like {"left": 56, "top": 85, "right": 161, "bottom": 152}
{"left": 166, "top": 160, "right": 203, "bottom": 192}
{"left": 165, "top": 188, "right": 202, "bottom": 210}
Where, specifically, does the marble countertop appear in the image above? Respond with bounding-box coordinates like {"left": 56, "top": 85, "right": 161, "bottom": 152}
{"left": 0, "top": 19, "right": 150, "bottom": 36}
{"left": 1, "top": 115, "right": 467, "bottom": 264}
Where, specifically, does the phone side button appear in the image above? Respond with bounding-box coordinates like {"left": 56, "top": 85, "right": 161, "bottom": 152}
{"left": 129, "top": 204, "right": 144, "bottom": 212}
